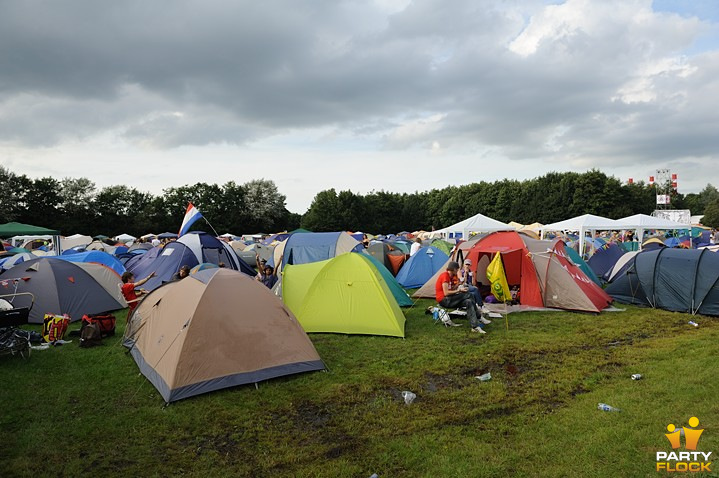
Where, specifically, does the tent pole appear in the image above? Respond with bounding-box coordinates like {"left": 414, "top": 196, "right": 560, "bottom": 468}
{"left": 53, "top": 234, "right": 61, "bottom": 256}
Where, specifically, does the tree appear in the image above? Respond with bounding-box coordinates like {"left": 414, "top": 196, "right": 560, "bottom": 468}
{"left": 0, "top": 166, "right": 22, "bottom": 223}
{"left": 18, "top": 177, "right": 63, "bottom": 230}
{"left": 59, "top": 177, "right": 97, "bottom": 233}
{"left": 242, "top": 179, "right": 288, "bottom": 232}
{"left": 302, "top": 189, "right": 342, "bottom": 231}
{"left": 702, "top": 198, "right": 719, "bottom": 228}
{"left": 93, "top": 185, "right": 153, "bottom": 236}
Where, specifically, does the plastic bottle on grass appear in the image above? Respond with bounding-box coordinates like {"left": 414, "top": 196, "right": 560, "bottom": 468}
{"left": 688, "top": 320, "right": 699, "bottom": 327}
{"left": 476, "top": 373, "right": 492, "bottom": 382}
{"left": 598, "top": 402, "right": 621, "bottom": 412}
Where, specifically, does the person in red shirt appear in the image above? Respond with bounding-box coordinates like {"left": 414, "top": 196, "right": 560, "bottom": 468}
{"left": 121, "top": 271, "right": 156, "bottom": 312}
{"left": 435, "top": 261, "right": 486, "bottom": 333}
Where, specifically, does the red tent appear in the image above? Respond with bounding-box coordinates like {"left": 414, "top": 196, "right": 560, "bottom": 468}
{"left": 463, "top": 231, "right": 612, "bottom": 313}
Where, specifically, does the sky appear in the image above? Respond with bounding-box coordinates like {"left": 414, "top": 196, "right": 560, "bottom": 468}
{"left": 1, "top": 0, "right": 718, "bottom": 214}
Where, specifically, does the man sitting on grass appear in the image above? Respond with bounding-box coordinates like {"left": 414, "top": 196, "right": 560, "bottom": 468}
{"left": 435, "top": 261, "right": 489, "bottom": 334}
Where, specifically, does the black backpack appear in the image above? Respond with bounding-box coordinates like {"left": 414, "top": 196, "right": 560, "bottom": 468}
{"left": 79, "top": 322, "right": 102, "bottom": 348}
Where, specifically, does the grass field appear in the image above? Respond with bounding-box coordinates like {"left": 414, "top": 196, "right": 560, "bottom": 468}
{"left": 1, "top": 301, "right": 718, "bottom": 477}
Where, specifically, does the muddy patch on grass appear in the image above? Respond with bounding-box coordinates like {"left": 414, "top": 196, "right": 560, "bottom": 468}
{"left": 421, "top": 372, "right": 461, "bottom": 393}
{"left": 324, "top": 435, "right": 359, "bottom": 459}
{"left": 570, "top": 384, "right": 591, "bottom": 397}
{"left": 293, "top": 402, "right": 331, "bottom": 429}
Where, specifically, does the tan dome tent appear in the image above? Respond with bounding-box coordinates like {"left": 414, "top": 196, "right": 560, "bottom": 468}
{"left": 124, "top": 268, "right": 325, "bottom": 402}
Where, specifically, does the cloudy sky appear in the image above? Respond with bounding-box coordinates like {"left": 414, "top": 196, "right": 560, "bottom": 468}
{"left": 1, "top": 0, "right": 718, "bottom": 213}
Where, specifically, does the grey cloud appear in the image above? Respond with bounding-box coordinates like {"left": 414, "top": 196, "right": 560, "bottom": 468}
{"left": 0, "top": 0, "right": 717, "bottom": 184}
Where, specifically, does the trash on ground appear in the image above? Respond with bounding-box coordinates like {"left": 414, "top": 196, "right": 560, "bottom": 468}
{"left": 401, "top": 391, "right": 416, "bottom": 405}
{"left": 597, "top": 402, "right": 621, "bottom": 412}
{"left": 476, "top": 373, "right": 492, "bottom": 382}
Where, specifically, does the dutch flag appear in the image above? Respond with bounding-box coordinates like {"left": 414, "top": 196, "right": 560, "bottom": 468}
{"left": 178, "top": 202, "right": 203, "bottom": 236}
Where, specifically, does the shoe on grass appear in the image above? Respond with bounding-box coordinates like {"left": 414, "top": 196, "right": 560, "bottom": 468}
{"left": 479, "top": 316, "right": 492, "bottom": 325}
{"left": 471, "top": 326, "right": 486, "bottom": 334}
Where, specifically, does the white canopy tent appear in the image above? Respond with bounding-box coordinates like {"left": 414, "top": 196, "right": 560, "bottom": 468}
{"left": 614, "top": 214, "right": 690, "bottom": 248}
{"left": 540, "top": 214, "right": 621, "bottom": 258}
{"left": 114, "top": 233, "right": 136, "bottom": 243}
{"left": 61, "top": 234, "right": 93, "bottom": 252}
{"left": 435, "top": 213, "right": 513, "bottom": 240}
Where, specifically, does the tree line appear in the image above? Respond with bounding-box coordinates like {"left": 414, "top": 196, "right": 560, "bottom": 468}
{"left": 2, "top": 166, "right": 718, "bottom": 236}
{"left": 301, "top": 170, "right": 719, "bottom": 231}
{"left": 0, "top": 166, "right": 301, "bottom": 236}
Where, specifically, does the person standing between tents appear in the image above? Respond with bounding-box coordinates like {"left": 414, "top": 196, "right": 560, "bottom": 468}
{"left": 256, "top": 264, "right": 278, "bottom": 289}
{"left": 435, "top": 261, "right": 486, "bottom": 333}
{"left": 410, "top": 238, "right": 422, "bottom": 257}
{"left": 121, "top": 271, "right": 156, "bottom": 312}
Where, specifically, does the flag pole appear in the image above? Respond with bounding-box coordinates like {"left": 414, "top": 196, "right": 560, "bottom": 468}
{"left": 504, "top": 300, "right": 509, "bottom": 332}
{"left": 203, "top": 217, "right": 221, "bottom": 238}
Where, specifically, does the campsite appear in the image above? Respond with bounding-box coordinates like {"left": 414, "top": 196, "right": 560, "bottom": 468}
{"left": 2, "top": 207, "right": 719, "bottom": 476}
{"left": 4, "top": 1, "right": 719, "bottom": 474}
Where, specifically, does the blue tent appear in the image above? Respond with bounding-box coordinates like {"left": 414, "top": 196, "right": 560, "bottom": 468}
{"left": 127, "top": 242, "right": 199, "bottom": 291}
{"left": 395, "top": 246, "right": 449, "bottom": 289}
{"left": 262, "top": 232, "right": 290, "bottom": 245}
{"left": 177, "top": 232, "right": 255, "bottom": 277}
{"left": 606, "top": 248, "right": 719, "bottom": 316}
{"left": 587, "top": 243, "right": 625, "bottom": 281}
{"left": 360, "top": 253, "right": 413, "bottom": 307}
{"left": 123, "top": 246, "right": 161, "bottom": 271}
{"left": 55, "top": 250, "right": 126, "bottom": 276}
{"left": 281, "top": 232, "right": 362, "bottom": 268}
{"left": 0, "top": 252, "right": 37, "bottom": 271}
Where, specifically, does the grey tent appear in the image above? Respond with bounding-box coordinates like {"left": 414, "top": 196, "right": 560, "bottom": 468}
{"left": 368, "top": 241, "right": 391, "bottom": 271}
{"left": 0, "top": 257, "right": 125, "bottom": 323}
{"left": 606, "top": 248, "right": 719, "bottom": 316}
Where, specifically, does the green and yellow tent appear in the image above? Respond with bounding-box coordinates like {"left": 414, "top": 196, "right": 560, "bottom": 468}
{"left": 283, "top": 253, "right": 406, "bottom": 337}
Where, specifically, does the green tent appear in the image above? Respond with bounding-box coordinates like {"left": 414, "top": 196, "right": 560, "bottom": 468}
{"left": 564, "top": 244, "right": 602, "bottom": 285}
{"left": 430, "top": 239, "right": 454, "bottom": 256}
{"left": 390, "top": 242, "right": 410, "bottom": 254}
{"left": 360, "top": 253, "right": 413, "bottom": 307}
{"left": 0, "top": 222, "right": 60, "bottom": 237}
{"left": 283, "top": 252, "right": 406, "bottom": 337}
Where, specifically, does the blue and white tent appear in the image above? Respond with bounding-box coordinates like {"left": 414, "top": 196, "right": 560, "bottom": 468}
{"left": 55, "top": 250, "right": 126, "bottom": 276}
{"left": 278, "top": 232, "right": 363, "bottom": 271}
{"left": 0, "top": 252, "right": 37, "bottom": 271}
{"left": 177, "top": 232, "right": 255, "bottom": 276}
{"left": 395, "top": 246, "right": 449, "bottom": 289}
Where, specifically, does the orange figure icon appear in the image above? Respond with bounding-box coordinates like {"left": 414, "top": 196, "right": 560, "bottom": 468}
{"left": 683, "top": 417, "right": 704, "bottom": 451}
{"left": 665, "top": 424, "right": 682, "bottom": 449}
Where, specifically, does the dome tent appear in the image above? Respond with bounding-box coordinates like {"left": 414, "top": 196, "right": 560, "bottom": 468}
{"left": 177, "top": 232, "right": 255, "bottom": 276}
{"left": 283, "top": 253, "right": 406, "bottom": 337}
{"left": 606, "top": 248, "right": 719, "bottom": 315}
{"left": 0, "top": 257, "right": 125, "bottom": 323}
{"left": 395, "top": 247, "right": 449, "bottom": 289}
{"left": 124, "top": 268, "right": 324, "bottom": 403}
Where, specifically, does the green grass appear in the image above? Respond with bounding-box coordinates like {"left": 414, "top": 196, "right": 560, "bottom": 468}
{"left": 2, "top": 303, "right": 718, "bottom": 477}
